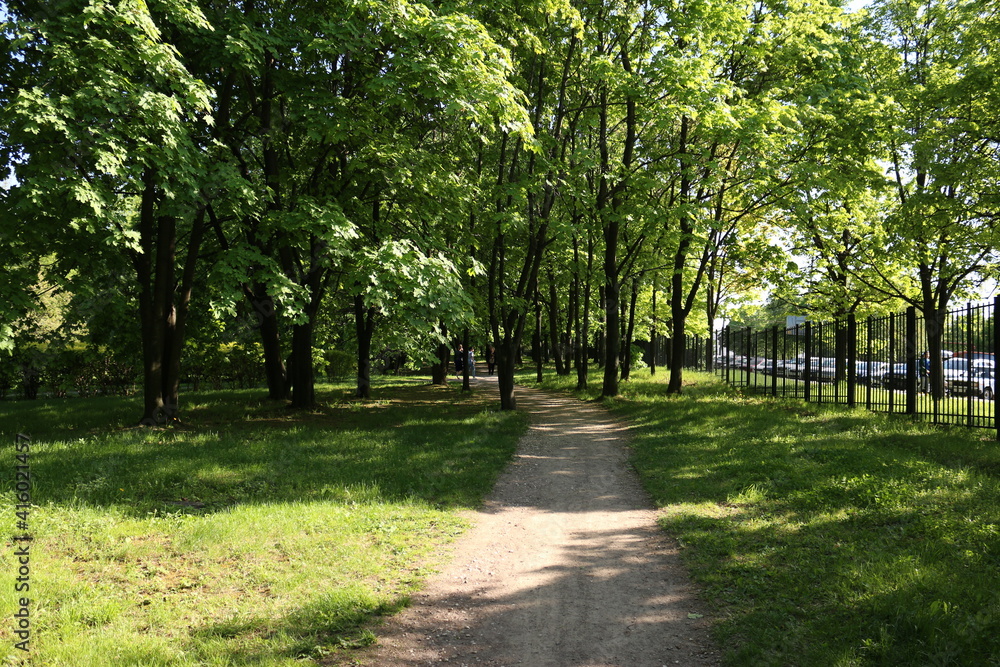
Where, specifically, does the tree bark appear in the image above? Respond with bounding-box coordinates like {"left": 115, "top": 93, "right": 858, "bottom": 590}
{"left": 163, "top": 207, "right": 206, "bottom": 413}
{"left": 599, "top": 79, "right": 620, "bottom": 397}
{"left": 621, "top": 278, "right": 639, "bottom": 382}
{"left": 462, "top": 328, "right": 471, "bottom": 391}
{"left": 432, "top": 335, "right": 449, "bottom": 385}
{"left": 667, "top": 115, "right": 694, "bottom": 395}
{"left": 354, "top": 294, "right": 376, "bottom": 399}
{"left": 288, "top": 319, "right": 315, "bottom": 408}
{"left": 596, "top": 285, "right": 606, "bottom": 369}
{"left": 547, "top": 269, "right": 566, "bottom": 376}
{"left": 577, "top": 232, "right": 593, "bottom": 391}
{"left": 497, "top": 337, "right": 519, "bottom": 410}
{"left": 136, "top": 172, "right": 172, "bottom": 425}
{"left": 650, "top": 277, "right": 658, "bottom": 375}
{"left": 535, "top": 294, "right": 544, "bottom": 383}
{"left": 252, "top": 288, "right": 288, "bottom": 399}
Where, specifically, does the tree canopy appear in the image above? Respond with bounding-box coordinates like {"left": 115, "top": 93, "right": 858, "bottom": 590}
{"left": 2, "top": 0, "right": 999, "bottom": 413}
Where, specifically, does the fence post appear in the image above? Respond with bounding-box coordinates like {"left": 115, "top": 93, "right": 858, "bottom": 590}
{"left": 816, "top": 321, "right": 824, "bottom": 404}
{"left": 906, "top": 306, "right": 917, "bottom": 416}
{"left": 888, "top": 313, "right": 897, "bottom": 414}
{"left": 745, "top": 327, "right": 752, "bottom": 388}
{"left": 848, "top": 313, "right": 857, "bottom": 408}
{"left": 772, "top": 325, "right": 779, "bottom": 397}
{"left": 815, "top": 321, "right": 822, "bottom": 404}
{"left": 804, "top": 321, "right": 812, "bottom": 403}
{"left": 866, "top": 315, "right": 873, "bottom": 411}
{"left": 994, "top": 297, "right": 999, "bottom": 441}
{"left": 725, "top": 326, "right": 731, "bottom": 385}
{"left": 968, "top": 302, "right": 974, "bottom": 428}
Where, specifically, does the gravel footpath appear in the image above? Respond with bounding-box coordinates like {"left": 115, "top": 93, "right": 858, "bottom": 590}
{"left": 361, "top": 378, "right": 721, "bottom": 666}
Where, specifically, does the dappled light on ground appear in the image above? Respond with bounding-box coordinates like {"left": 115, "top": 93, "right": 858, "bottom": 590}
{"left": 369, "top": 380, "right": 719, "bottom": 666}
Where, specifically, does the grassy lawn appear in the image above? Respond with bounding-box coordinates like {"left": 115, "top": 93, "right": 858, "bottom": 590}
{"left": 0, "top": 378, "right": 527, "bottom": 666}
{"left": 522, "top": 367, "right": 1000, "bottom": 666}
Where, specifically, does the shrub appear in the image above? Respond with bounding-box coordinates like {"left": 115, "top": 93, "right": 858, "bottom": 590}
{"left": 322, "top": 349, "right": 355, "bottom": 379}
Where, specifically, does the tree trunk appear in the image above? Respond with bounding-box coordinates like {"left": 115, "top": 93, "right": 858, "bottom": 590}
{"left": 136, "top": 173, "right": 170, "bottom": 425}
{"left": 354, "top": 294, "right": 376, "bottom": 399}
{"left": 667, "top": 115, "right": 693, "bottom": 395}
{"left": 596, "top": 285, "right": 606, "bottom": 368}
{"left": 289, "top": 320, "right": 315, "bottom": 408}
{"left": 565, "top": 262, "right": 576, "bottom": 375}
{"left": 163, "top": 208, "right": 206, "bottom": 414}
{"left": 577, "top": 232, "right": 593, "bottom": 391}
{"left": 599, "top": 81, "right": 620, "bottom": 397}
{"left": 252, "top": 288, "right": 288, "bottom": 399}
{"left": 535, "top": 293, "right": 544, "bottom": 383}
{"left": 602, "top": 276, "right": 621, "bottom": 396}
{"left": 462, "top": 328, "right": 471, "bottom": 391}
{"left": 705, "top": 279, "right": 716, "bottom": 373}
{"left": 621, "top": 278, "right": 639, "bottom": 382}
{"left": 650, "top": 278, "right": 658, "bottom": 375}
{"left": 834, "top": 313, "right": 849, "bottom": 383}
{"left": 432, "top": 337, "right": 449, "bottom": 385}
{"left": 597, "top": 40, "right": 637, "bottom": 396}
{"left": 547, "top": 269, "right": 566, "bottom": 376}
{"left": 497, "top": 337, "right": 518, "bottom": 410}
{"left": 922, "top": 298, "right": 946, "bottom": 401}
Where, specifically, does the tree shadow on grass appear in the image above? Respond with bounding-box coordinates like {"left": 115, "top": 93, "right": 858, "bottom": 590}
{"left": 12, "top": 382, "right": 524, "bottom": 517}
{"left": 188, "top": 586, "right": 410, "bottom": 664}
{"left": 616, "top": 392, "right": 1000, "bottom": 665}
{"left": 189, "top": 523, "right": 717, "bottom": 666}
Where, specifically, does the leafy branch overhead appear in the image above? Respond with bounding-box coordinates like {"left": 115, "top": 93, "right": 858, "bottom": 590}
{"left": 2, "top": 0, "right": 999, "bottom": 412}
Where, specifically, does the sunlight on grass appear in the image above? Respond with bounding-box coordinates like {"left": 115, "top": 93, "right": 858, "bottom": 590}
{"left": 0, "top": 378, "right": 527, "bottom": 665}
{"left": 536, "top": 367, "right": 1000, "bottom": 666}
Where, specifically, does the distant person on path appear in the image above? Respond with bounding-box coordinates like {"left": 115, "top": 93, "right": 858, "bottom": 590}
{"left": 455, "top": 344, "right": 465, "bottom": 380}
{"left": 468, "top": 348, "right": 477, "bottom": 378}
{"left": 487, "top": 345, "right": 496, "bottom": 375}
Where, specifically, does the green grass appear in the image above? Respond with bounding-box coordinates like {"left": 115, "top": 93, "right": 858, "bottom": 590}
{"left": 0, "top": 377, "right": 527, "bottom": 666}
{"left": 524, "top": 366, "right": 1000, "bottom": 666}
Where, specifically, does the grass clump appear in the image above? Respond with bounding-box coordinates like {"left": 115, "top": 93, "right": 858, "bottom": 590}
{"left": 535, "top": 368, "right": 1000, "bottom": 666}
{"left": 0, "top": 378, "right": 526, "bottom": 666}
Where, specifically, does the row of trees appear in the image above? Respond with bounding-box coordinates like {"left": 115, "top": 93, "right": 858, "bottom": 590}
{"left": 2, "top": 0, "right": 999, "bottom": 419}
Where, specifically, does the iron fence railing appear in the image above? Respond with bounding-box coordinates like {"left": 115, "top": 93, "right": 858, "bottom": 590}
{"left": 696, "top": 298, "right": 1000, "bottom": 437}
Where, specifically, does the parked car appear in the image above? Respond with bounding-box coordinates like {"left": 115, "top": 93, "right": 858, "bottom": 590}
{"left": 785, "top": 358, "right": 805, "bottom": 379}
{"left": 815, "top": 358, "right": 838, "bottom": 382}
{"left": 948, "top": 367, "right": 995, "bottom": 400}
{"left": 882, "top": 363, "right": 912, "bottom": 391}
{"left": 755, "top": 359, "right": 776, "bottom": 375}
{"left": 775, "top": 359, "right": 799, "bottom": 377}
{"left": 942, "top": 357, "right": 991, "bottom": 387}
{"left": 856, "top": 361, "right": 888, "bottom": 386}
{"left": 952, "top": 351, "right": 992, "bottom": 362}
{"left": 787, "top": 357, "right": 822, "bottom": 381}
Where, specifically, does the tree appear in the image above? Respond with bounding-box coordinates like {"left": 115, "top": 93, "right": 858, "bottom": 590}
{"left": 189, "top": 0, "right": 531, "bottom": 407}
{"left": 654, "top": 0, "right": 855, "bottom": 394}
{"left": 849, "top": 0, "right": 1000, "bottom": 398}
{"left": 475, "top": 0, "right": 581, "bottom": 410}
{"left": 3, "top": 0, "right": 215, "bottom": 423}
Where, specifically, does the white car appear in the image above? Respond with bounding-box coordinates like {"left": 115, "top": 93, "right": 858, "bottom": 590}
{"left": 948, "top": 367, "right": 995, "bottom": 400}
{"left": 856, "top": 361, "right": 888, "bottom": 386}
{"left": 942, "top": 358, "right": 992, "bottom": 390}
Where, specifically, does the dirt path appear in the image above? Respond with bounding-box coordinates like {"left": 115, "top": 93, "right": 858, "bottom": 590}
{"left": 364, "top": 379, "right": 720, "bottom": 666}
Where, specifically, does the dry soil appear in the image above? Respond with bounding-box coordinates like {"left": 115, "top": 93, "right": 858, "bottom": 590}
{"left": 362, "top": 378, "right": 721, "bottom": 667}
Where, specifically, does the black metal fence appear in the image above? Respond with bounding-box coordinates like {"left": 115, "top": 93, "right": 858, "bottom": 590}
{"left": 705, "top": 298, "right": 1000, "bottom": 436}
